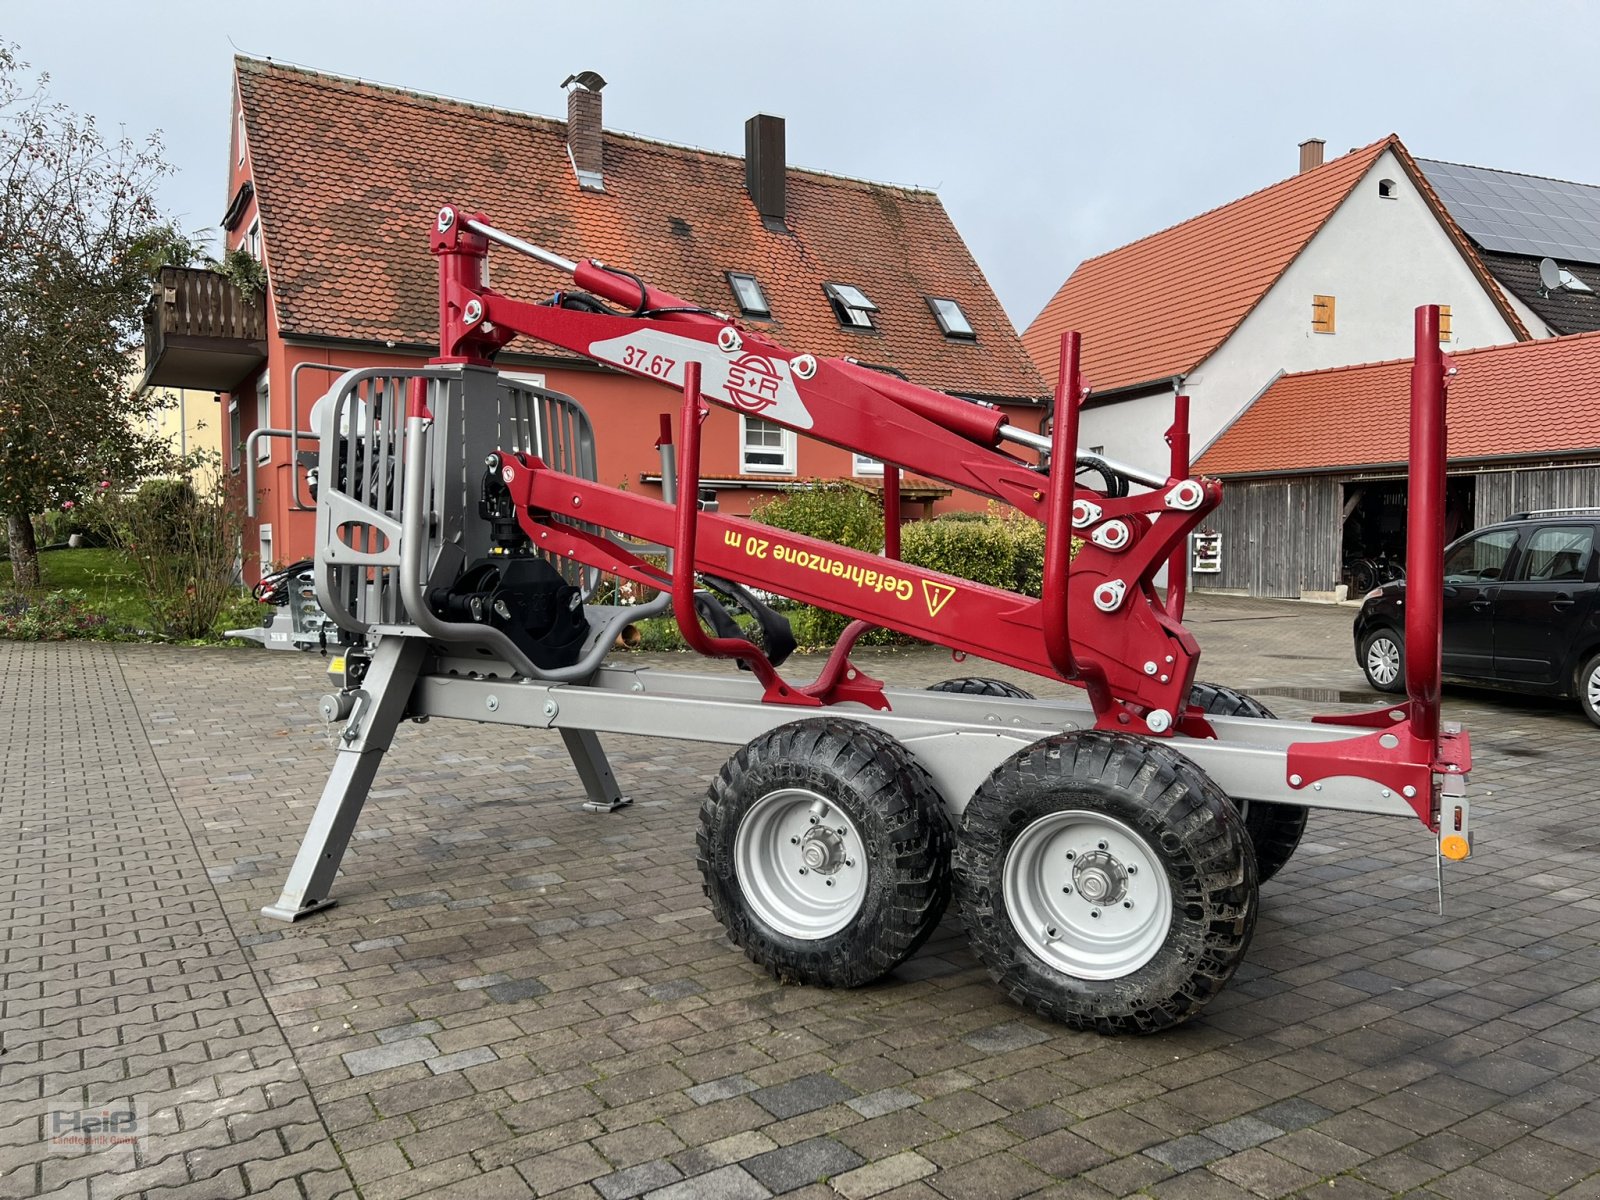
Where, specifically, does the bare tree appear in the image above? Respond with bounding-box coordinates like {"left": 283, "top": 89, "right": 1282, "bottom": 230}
{"left": 0, "top": 42, "right": 189, "bottom": 588}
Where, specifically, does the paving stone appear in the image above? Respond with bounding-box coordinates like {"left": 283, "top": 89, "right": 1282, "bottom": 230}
{"left": 342, "top": 1038, "right": 438, "bottom": 1077}
{"left": 1251, "top": 1098, "right": 1334, "bottom": 1132}
{"left": 642, "top": 1163, "right": 769, "bottom": 1200}
{"left": 1146, "top": 1134, "right": 1231, "bottom": 1171}
{"left": 959, "top": 1023, "right": 1051, "bottom": 1055}
{"left": 427, "top": 1047, "right": 498, "bottom": 1074}
{"left": 846, "top": 1088, "right": 922, "bottom": 1119}
{"left": 686, "top": 1076, "right": 757, "bottom": 1105}
{"left": 1205, "top": 1115, "right": 1283, "bottom": 1151}
{"left": 594, "top": 1158, "right": 682, "bottom": 1200}
{"left": 750, "top": 1073, "right": 857, "bottom": 1120}
{"left": 741, "top": 1137, "right": 864, "bottom": 1193}
{"left": 376, "top": 1020, "right": 443, "bottom": 1044}
{"left": 484, "top": 978, "right": 551, "bottom": 1003}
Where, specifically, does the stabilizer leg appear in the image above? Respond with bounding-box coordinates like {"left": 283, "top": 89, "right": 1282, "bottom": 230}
{"left": 563, "top": 728, "right": 632, "bottom": 812}
{"left": 262, "top": 637, "right": 429, "bottom": 920}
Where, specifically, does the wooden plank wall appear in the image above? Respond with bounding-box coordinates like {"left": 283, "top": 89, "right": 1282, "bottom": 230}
{"left": 1475, "top": 465, "right": 1600, "bottom": 525}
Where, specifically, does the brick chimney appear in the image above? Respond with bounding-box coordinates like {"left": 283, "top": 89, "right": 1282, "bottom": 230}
{"left": 563, "top": 71, "right": 606, "bottom": 191}
{"left": 1298, "top": 138, "right": 1326, "bottom": 174}
{"left": 745, "top": 114, "right": 786, "bottom": 231}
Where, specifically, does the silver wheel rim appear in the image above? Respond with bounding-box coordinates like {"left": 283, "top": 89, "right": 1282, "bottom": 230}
{"left": 1003, "top": 810, "right": 1173, "bottom": 980}
{"left": 734, "top": 788, "right": 867, "bottom": 940}
{"left": 1367, "top": 636, "right": 1401, "bottom": 687}
{"left": 1587, "top": 663, "right": 1600, "bottom": 713}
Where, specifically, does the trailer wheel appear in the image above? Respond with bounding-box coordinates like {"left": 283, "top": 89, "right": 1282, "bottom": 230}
{"left": 697, "top": 718, "right": 951, "bottom": 988}
{"left": 928, "top": 677, "right": 1035, "bottom": 699}
{"left": 1188, "top": 681, "right": 1308, "bottom": 883}
{"left": 954, "top": 731, "right": 1257, "bottom": 1034}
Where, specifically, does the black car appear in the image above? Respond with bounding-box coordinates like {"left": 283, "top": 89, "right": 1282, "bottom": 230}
{"left": 1353, "top": 510, "right": 1600, "bottom": 727}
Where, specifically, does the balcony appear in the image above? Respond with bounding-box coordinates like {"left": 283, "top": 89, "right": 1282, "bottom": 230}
{"left": 140, "top": 266, "right": 267, "bottom": 391}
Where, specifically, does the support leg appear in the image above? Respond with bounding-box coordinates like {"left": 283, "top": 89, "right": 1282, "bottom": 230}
{"left": 262, "top": 637, "right": 429, "bottom": 920}
{"left": 562, "top": 728, "right": 632, "bottom": 812}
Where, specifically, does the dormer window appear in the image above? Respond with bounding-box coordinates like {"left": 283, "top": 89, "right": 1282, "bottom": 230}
{"left": 823, "top": 283, "right": 878, "bottom": 329}
{"left": 927, "top": 296, "right": 975, "bottom": 339}
{"left": 727, "top": 272, "right": 771, "bottom": 317}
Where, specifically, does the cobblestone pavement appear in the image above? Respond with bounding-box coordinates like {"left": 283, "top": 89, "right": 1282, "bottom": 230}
{"left": 4, "top": 594, "right": 1599, "bottom": 1200}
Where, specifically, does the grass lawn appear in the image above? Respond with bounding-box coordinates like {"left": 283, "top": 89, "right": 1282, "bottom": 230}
{"left": 0, "top": 546, "right": 150, "bottom": 627}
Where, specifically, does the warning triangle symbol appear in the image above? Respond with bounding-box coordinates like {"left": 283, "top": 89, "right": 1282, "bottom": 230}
{"left": 921, "top": 580, "right": 956, "bottom": 619}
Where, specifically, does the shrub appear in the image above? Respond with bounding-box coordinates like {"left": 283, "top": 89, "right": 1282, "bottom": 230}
{"left": 214, "top": 588, "right": 271, "bottom": 638}
{"left": 0, "top": 589, "right": 131, "bottom": 641}
{"left": 32, "top": 507, "right": 100, "bottom": 548}
{"left": 750, "top": 482, "right": 886, "bottom": 553}
{"left": 90, "top": 458, "right": 249, "bottom": 641}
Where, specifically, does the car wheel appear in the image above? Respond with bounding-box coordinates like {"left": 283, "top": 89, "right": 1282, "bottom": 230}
{"left": 1577, "top": 652, "right": 1600, "bottom": 729}
{"left": 1361, "top": 628, "right": 1405, "bottom": 693}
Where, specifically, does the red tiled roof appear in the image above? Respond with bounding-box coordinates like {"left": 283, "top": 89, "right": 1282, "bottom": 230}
{"left": 1021, "top": 136, "right": 1527, "bottom": 394}
{"left": 1196, "top": 330, "right": 1600, "bottom": 475}
{"left": 236, "top": 59, "right": 1045, "bottom": 401}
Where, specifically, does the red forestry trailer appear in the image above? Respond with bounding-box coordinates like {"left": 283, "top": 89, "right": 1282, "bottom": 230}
{"left": 260, "top": 206, "right": 1471, "bottom": 1034}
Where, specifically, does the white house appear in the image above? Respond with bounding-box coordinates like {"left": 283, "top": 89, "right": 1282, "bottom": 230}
{"left": 1022, "top": 136, "right": 1542, "bottom": 480}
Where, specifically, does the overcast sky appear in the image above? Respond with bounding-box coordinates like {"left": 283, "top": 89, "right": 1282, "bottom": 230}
{"left": 8, "top": 1, "right": 1598, "bottom": 328}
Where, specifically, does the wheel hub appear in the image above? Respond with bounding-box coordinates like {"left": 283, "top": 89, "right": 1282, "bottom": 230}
{"left": 1003, "top": 810, "right": 1173, "bottom": 981}
{"left": 799, "top": 827, "right": 846, "bottom": 874}
{"left": 1071, "top": 850, "right": 1128, "bottom": 904}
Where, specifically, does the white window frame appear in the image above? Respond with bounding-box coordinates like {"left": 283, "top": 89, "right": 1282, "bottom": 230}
{"left": 823, "top": 282, "right": 878, "bottom": 329}
{"left": 237, "top": 105, "right": 246, "bottom": 164}
{"left": 740, "top": 415, "right": 796, "bottom": 476}
{"left": 727, "top": 271, "right": 771, "bottom": 318}
{"left": 852, "top": 454, "right": 884, "bottom": 477}
{"left": 255, "top": 373, "right": 272, "bottom": 464}
{"left": 258, "top": 524, "right": 273, "bottom": 576}
{"left": 228, "top": 398, "right": 242, "bottom": 473}
{"left": 244, "top": 217, "right": 261, "bottom": 260}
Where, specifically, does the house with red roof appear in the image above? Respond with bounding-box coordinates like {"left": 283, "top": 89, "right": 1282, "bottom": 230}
{"left": 141, "top": 59, "right": 1045, "bottom": 581}
{"left": 1191, "top": 332, "right": 1600, "bottom": 597}
{"left": 1022, "top": 136, "right": 1541, "bottom": 486}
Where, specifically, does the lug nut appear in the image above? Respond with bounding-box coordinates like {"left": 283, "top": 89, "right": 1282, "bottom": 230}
{"left": 798, "top": 868, "right": 807, "bottom": 875}
{"left": 1123, "top": 901, "right": 1133, "bottom": 909}
{"left": 1065, "top": 851, "right": 1076, "bottom": 860}
{"left": 1090, "top": 909, "right": 1101, "bottom": 919}
{"left": 825, "top": 879, "right": 834, "bottom": 887}
{"left": 1097, "top": 841, "right": 1108, "bottom": 850}
{"left": 790, "top": 836, "right": 799, "bottom": 844}
{"left": 1062, "top": 885, "right": 1072, "bottom": 895}
{"left": 1127, "top": 865, "right": 1138, "bottom": 875}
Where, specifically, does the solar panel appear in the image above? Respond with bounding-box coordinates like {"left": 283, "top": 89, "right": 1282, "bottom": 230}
{"left": 1419, "top": 158, "right": 1600, "bottom": 265}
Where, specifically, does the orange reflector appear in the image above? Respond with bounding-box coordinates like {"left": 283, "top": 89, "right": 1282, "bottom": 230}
{"left": 1440, "top": 834, "right": 1470, "bottom": 861}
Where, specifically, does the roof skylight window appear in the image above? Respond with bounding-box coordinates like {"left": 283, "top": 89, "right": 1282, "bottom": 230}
{"left": 927, "top": 296, "right": 975, "bottom": 339}
{"left": 727, "top": 272, "right": 771, "bottom": 317}
{"left": 823, "top": 283, "right": 878, "bottom": 329}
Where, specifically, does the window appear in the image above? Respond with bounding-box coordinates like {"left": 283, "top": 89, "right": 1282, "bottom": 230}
{"left": 236, "top": 105, "right": 245, "bottom": 164}
{"left": 256, "top": 373, "right": 272, "bottom": 463}
{"left": 727, "top": 272, "right": 770, "bottom": 317}
{"left": 1443, "top": 527, "right": 1519, "bottom": 583}
{"left": 1378, "top": 178, "right": 1397, "bottom": 199}
{"left": 1516, "top": 526, "right": 1593, "bottom": 583}
{"left": 228, "top": 399, "right": 242, "bottom": 473}
{"left": 853, "top": 454, "right": 884, "bottom": 477}
{"left": 927, "top": 296, "right": 975, "bottom": 339}
{"left": 740, "top": 416, "right": 795, "bottom": 475}
{"left": 1312, "top": 294, "right": 1336, "bottom": 334}
{"left": 258, "top": 524, "right": 273, "bottom": 575}
{"left": 1438, "top": 304, "right": 1452, "bottom": 341}
{"left": 823, "top": 283, "right": 878, "bottom": 329}
{"left": 244, "top": 218, "right": 261, "bottom": 260}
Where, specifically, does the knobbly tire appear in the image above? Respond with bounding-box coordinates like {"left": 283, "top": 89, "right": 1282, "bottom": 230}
{"left": 1188, "top": 681, "right": 1308, "bottom": 884}
{"left": 697, "top": 718, "right": 952, "bottom": 988}
{"left": 927, "top": 677, "right": 1035, "bottom": 699}
{"left": 954, "top": 731, "right": 1257, "bottom": 1034}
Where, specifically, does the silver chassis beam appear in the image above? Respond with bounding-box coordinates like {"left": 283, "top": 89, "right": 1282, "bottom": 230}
{"left": 416, "top": 660, "right": 1423, "bottom": 821}
{"left": 263, "top": 640, "right": 1437, "bottom": 923}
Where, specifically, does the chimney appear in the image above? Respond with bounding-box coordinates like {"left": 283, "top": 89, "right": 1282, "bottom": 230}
{"left": 562, "top": 71, "right": 606, "bottom": 191}
{"left": 745, "top": 113, "right": 787, "bottom": 231}
{"left": 1298, "top": 138, "right": 1326, "bottom": 174}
